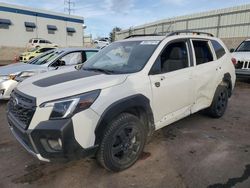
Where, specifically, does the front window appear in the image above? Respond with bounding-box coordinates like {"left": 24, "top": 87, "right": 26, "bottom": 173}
{"left": 236, "top": 41, "right": 250, "bottom": 52}
{"left": 83, "top": 41, "right": 159, "bottom": 74}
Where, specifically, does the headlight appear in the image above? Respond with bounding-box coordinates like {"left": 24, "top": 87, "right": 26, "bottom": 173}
{"left": 40, "top": 90, "right": 100, "bottom": 120}
{"left": 18, "top": 71, "right": 36, "bottom": 78}
{"left": 0, "top": 75, "right": 9, "bottom": 81}
{"left": 0, "top": 75, "right": 16, "bottom": 80}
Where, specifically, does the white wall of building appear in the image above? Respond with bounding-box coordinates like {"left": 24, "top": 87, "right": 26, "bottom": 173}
{"left": 115, "top": 4, "right": 250, "bottom": 47}
{"left": 0, "top": 2, "right": 84, "bottom": 48}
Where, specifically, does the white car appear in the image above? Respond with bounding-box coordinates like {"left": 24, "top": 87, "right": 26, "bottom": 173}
{"left": 231, "top": 39, "right": 250, "bottom": 78}
{"left": 94, "top": 38, "right": 110, "bottom": 49}
{"left": 7, "top": 31, "right": 235, "bottom": 172}
{"left": 0, "top": 48, "right": 98, "bottom": 100}
{"left": 27, "top": 38, "right": 58, "bottom": 50}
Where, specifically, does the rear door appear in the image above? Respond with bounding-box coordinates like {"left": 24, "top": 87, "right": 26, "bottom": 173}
{"left": 190, "top": 39, "right": 220, "bottom": 113}
{"left": 149, "top": 39, "right": 195, "bottom": 129}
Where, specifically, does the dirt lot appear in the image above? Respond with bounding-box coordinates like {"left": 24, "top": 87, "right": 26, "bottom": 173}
{"left": 0, "top": 81, "right": 250, "bottom": 188}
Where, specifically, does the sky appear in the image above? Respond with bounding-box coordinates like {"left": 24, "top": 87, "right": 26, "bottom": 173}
{"left": 0, "top": 0, "right": 250, "bottom": 38}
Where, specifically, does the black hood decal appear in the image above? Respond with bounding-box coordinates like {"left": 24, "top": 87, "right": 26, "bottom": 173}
{"left": 33, "top": 70, "right": 101, "bottom": 87}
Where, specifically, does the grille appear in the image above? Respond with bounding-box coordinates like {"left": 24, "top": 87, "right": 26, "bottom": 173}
{"left": 236, "top": 61, "right": 250, "bottom": 69}
{"left": 8, "top": 91, "right": 36, "bottom": 129}
{"left": 19, "top": 56, "right": 23, "bottom": 61}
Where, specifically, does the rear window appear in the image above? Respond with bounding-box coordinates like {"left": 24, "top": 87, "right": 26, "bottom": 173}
{"left": 211, "top": 40, "right": 226, "bottom": 59}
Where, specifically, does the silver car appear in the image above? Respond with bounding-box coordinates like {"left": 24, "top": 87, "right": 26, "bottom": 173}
{"left": 0, "top": 48, "right": 99, "bottom": 100}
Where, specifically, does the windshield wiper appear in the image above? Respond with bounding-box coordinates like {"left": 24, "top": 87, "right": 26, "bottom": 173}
{"left": 83, "top": 68, "right": 117, "bottom": 74}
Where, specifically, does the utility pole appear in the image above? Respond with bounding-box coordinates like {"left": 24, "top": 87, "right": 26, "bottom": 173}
{"left": 64, "top": 0, "right": 75, "bottom": 15}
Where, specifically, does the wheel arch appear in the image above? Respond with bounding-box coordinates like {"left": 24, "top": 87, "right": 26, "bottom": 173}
{"left": 94, "top": 94, "right": 155, "bottom": 145}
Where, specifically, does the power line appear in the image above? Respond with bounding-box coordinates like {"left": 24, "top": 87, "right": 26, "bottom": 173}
{"left": 64, "top": 0, "right": 75, "bottom": 15}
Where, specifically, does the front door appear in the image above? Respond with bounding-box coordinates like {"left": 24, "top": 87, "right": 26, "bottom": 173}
{"left": 149, "top": 40, "right": 194, "bottom": 129}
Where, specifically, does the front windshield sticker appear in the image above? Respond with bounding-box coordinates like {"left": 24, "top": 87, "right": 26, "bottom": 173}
{"left": 140, "top": 41, "right": 160, "bottom": 45}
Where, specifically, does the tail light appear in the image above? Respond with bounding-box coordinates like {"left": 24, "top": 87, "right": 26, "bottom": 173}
{"left": 231, "top": 58, "right": 237, "bottom": 65}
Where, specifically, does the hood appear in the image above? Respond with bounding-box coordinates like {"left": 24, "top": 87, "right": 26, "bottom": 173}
{"left": 0, "top": 63, "right": 47, "bottom": 76}
{"left": 232, "top": 52, "right": 250, "bottom": 61}
{"left": 17, "top": 68, "right": 128, "bottom": 105}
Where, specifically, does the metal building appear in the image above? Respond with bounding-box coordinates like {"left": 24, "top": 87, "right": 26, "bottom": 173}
{"left": 0, "top": 2, "right": 84, "bottom": 61}
{"left": 115, "top": 4, "right": 250, "bottom": 49}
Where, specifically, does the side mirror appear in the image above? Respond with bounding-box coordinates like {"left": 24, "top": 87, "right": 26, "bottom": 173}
{"left": 53, "top": 60, "right": 66, "bottom": 67}
{"left": 230, "top": 48, "right": 235, "bottom": 53}
{"left": 58, "top": 60, "right": 66, "bottom": 66}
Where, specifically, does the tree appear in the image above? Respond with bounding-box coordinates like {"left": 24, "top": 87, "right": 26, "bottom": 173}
{"left": 110, "top": 27, "right": 122, "bottom": 42}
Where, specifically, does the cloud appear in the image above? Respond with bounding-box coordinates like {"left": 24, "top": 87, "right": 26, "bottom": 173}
{"left": 104, "top": 0, "right": 135, "bottom": 14}
{"left": 161, "top": 0, "right": 188, "bottom": 6}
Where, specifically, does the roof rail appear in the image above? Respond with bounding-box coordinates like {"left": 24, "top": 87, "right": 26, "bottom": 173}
{"left": 167, "top": 30, "right": 214, "bottom": 37}
{"left": 125, "top": 34, "right": 162, "bottom": 39}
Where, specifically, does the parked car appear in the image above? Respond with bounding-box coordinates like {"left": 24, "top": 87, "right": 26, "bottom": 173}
{"left": 94, "top": 38, "right": 110, "bottom": 49}
{"left": 19, "top": 47, "right": 57, "bottom": 62}
{"left": 27, "top": 38, "right": 58, "bottom": 49}
{"left": 0, "top": 48, "right": 98, "bottom": 100}
{"left": 231, "top": 39, "right": 250, "bottom": 78}
{"left": 7, "top": 31, "right": 235, "bottom": 172}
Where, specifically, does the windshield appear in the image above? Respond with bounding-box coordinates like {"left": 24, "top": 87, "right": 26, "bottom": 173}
{"left": 28, "top": 48, "right": 37, "bottom": 52}
{"left": 236, "top": 41, "right": 250, "bottom": 52}
{"left": 82, "top": 41, "right": 159, "bottom": 74}
{"left": 28, "top": 50, "right": 63, "bottom": 65}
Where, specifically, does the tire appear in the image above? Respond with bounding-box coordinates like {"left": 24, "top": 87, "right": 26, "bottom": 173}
{"left": 97, "top": 113, "right": 147, "bottom": 172}
{"left": 206, "top": 85, "right": 228, "bottom": 118}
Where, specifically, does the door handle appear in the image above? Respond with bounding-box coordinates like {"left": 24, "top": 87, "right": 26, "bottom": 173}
{"left": 155, "top": 82, "right": 160, "bottom": 87}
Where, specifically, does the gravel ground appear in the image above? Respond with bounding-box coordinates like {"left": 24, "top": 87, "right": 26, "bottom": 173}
{"left": 0, "top": 80, "right": 250, "bottom": 188}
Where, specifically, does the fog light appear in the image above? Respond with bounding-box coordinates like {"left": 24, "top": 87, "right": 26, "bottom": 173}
{"left": 48, "top": 139, "right": 62, "bottom": 151}
{"left": 41, "top": 138, "right": 62, "bottom": 152}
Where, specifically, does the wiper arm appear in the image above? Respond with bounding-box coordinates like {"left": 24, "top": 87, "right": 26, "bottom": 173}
{"left": 83, "top": 68, "right": 115, "bottom": 74}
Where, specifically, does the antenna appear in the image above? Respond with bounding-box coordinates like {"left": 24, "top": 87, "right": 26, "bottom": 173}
{"left": 64, "top": 0, "right": 75, "bottom": 15}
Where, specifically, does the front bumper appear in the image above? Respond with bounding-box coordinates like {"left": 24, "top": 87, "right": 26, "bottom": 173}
{"left": 19, "top": 56, "right": 29, "bottom": 62}
{"left": 0, "top": 80, "right": 18, "bottom": 100}
{"left": 7, "top": 113, "right": 98, "bottom": 162}
{"left": 235, "top": 69, "right": 250, "bottom": 78}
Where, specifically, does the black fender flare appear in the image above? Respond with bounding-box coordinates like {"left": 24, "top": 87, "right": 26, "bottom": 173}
{"left": 94, "top": 94, "right": 155, "bottom": 145}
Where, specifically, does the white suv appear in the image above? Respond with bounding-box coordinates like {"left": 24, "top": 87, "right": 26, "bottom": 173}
{"left": 7, "top": 31, "right": 236, "bottom": 172}
{"left": 94, "top": 38, "right": 110, "bottom": 49}
{"left": 27, "top": 38, "right": 58, "bottom": 49}
{"left": 231, "top": 39, "right": 250, "bottom": 78}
